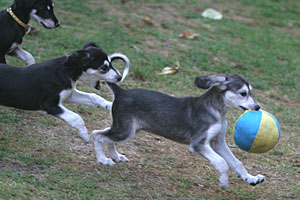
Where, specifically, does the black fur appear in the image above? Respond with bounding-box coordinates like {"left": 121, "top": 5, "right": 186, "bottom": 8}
{"left": 0, "top": 43, "right": 111, "bottom": 115}
{"left": 0, "top": 0, "right": 59, "bottom": 64}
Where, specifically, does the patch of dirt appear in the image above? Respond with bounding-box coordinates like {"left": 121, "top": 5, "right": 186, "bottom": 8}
{"left": 1, "top": 98, "right": 299, "bottom": 199}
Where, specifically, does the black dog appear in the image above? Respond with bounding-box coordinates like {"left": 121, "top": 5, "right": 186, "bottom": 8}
{"left": 0, "top": 42, "right": 130, "bottom": 143}
{"left": 0, "top": 0, "right": 59, "bottom": 65}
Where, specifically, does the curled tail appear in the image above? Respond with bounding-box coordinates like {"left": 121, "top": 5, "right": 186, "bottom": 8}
{"left": 107, "top": 53, "right": 129, "bottom": 95}
{"left": 108, "top": 53, "right": 130, "bottom": 82}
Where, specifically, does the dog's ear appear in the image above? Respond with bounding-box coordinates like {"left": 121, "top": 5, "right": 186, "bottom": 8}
{"left": 64, "top": 50, "right": 92, "bottom": 67}
{"left": 82, "top": 42, "right": 100, "bottom": 50}
{"left": 14, "top": 0, "right": 38, "bottom": 10}
{"left": 194, "top": 74, "right": 231, "bottom": 90}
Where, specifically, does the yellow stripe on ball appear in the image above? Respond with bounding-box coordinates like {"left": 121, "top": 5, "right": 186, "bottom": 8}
{"left": 234, "top": 110, "right": 280, "bottom": 153}
{"left": 249, "top": 111, "right": 280, "bottom": 153}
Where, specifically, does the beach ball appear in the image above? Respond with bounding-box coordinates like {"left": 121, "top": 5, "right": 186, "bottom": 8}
{"left": 233, "top": 110, "right": 280, "bottom": 153}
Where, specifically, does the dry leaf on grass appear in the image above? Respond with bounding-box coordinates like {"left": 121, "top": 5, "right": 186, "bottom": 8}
{"left": 179, "top": 33, "right": 199, "bottom": 39}
{"left": 158, "top": 67, "right": 179, "bottom": 75}
{"left": 143, "top": 17, "right": 155, "bottom": 25}
{"left": 158, "top": 61, "right": 180, "bottom": 75}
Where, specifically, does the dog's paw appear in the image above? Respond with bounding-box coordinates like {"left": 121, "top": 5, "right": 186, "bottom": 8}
{"left": 98, "top": 158, "right": 115, "bottom": 166}
{"left": 25, "top": 55, "right": 35, "bottom": 66}
{"left": 219, "top": 182, "right": 229, "bottom": 189}
{"left": 104, "top": 102, "right": 112, "bottom": 111}
{"left": 244, "top": 174, "right": 265, "bottom": 186}
{"left": 112, "top": 154, "right": 129, "bottom": 162}
{"left": 219, "top": 174, "right": 229, "bottom": 189}
{"left": 80, "top": 133, "right": 90, "bottom": 143}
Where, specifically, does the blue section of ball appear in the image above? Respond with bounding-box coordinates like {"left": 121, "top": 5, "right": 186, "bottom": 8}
{"left": 234, "top": 110, "right": 281, "bottom": 153}
{"left": 234, "top": 111, "right": 262, "bottom": 151}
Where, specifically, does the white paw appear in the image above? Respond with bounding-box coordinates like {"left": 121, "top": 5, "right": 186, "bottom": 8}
{"left": 98, "top": 158, "right": 115, "bottom": 166}
{"left": 105, "top": 102, "right": 112, "bottom": 111}
{"left": 219, "top": 174, "right": 229, "bottom": 189}
{"left": 25, "top": 56, "right": 35, "bottom": 66}
{"left": 244, "top": 174, "right": 265, "bottom": 186}
{"left": 112, "top": 154, "right": 129, "bottom": 162}
{"left": 80, "top": 133, "right": 90, "bottom": 143}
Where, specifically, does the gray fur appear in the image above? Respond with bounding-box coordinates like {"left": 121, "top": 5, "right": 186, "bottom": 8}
{"left": 105, "top": 74, "right": 256, "bottom": 144}
{"left": 92, "top": 73, "right": 265, "bottom": 188}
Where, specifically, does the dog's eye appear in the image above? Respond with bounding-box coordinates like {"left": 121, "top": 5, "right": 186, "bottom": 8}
{"left": 240, "top": 92, "right": 247, "bottom": 97}
{"left": 99, "top": 65, "right": 109, "bottom": 74}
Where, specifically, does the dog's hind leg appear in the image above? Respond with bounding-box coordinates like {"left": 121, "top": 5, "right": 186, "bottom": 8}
{"left": 93, "top": 118, "right": 136, "bottom": 165}
{"left": 211, "top": 125, "right": 265, "bottom": 186}
{"left": 107, "top": 143, "right": 129, "bottom": 162}
{"left": 9, "top": 47, "right": 35, "bottom": 66}
{"left": 92, "top": 128, "right": 116, "bottom": 165}
{"left": 67, "top": 88, "right": 112, "bottom": 110}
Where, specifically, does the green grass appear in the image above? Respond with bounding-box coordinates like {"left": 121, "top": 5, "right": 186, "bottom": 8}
{"left": 0, "top": 0, "right": 300, "bottom": 199}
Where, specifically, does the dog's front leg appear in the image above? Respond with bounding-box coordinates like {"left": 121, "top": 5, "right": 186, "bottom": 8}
{"left": 190, "top": 142, "right": 229, "bottom": 188}
{"left": 212, "top": 125, "right": 265, "bottom": 186}
{"left": 67, "top": 89, "right": 112, "bottom": 110}
{"left": 56, "top": 105, "right": 90, "bottom": 142}
{"left": 9, "top": 47, "right": 35, "bottom": 66}
{"left": 0, "top": 54, "right": 6, "bottom": 64}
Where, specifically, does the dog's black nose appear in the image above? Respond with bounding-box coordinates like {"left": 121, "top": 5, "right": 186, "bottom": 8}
{"left": 255, "top": 105, "right": 261, "bottom": 111}
{"left": 117, "top": 76, "right": 122, "bottom": 82}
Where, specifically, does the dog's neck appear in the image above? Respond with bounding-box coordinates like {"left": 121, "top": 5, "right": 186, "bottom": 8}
{"left": 198, "top": 87, "right": 228, "bottom": 117}
{"left": 64, "top": 64, "right": 86, "bottom": 82}
{"left": 11, "top": 4, "right": 31, "bottom": 25}
{"left": 64, "top": 68, "right": 83, "bottom": 82}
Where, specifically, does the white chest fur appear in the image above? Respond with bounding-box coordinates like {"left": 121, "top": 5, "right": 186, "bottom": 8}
{"left": 8, "top": 42, "right": 19, "bottom": 53}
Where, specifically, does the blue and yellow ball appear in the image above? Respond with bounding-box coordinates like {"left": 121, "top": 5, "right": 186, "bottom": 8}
{"left": 233, "top": 110, "right": 280, "bottom": 153}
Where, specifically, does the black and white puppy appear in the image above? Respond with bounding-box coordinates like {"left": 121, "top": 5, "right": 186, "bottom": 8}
{"left": 0, "top": 0, "right": 59, "bottom": 65}
{"left": 92, "top": 74, "right": 265, "bottom": 188}
{"left": 0, "top": 42, "right": 130, "bottom": 143}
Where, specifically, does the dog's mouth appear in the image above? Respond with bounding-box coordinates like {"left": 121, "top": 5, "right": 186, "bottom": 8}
{"left": 41, "top": 22, "right": 53, "bottom": 29}
{"left": 239, "top": 106, "right": 248, "bottom": 112}
{"left": 94, "top": 81, "right": 101, "bottom": 90}
{"left": 40, "top": 21, "right": 59, "bottom": 29}
{"left": 40, "top": 22, "right": 52, "bottom": 29}
{"left": 239, "top": 105, "right": 260, "bottom": 112}
{"left": 92, "top": 80, "right": 108, "bottom": 91}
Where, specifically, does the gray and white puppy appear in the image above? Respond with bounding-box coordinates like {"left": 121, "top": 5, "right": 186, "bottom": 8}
{"left": 92, "top": 74, "right": 265, "bottom": 188}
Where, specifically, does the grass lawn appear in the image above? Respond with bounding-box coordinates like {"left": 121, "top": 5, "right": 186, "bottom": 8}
{"left": 0, "top": 0, "right": 299, "bottom": 199}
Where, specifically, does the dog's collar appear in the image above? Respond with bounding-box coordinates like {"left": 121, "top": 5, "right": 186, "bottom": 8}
{"left": 7, "top": 7, "right": 31, "bottom": 34}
